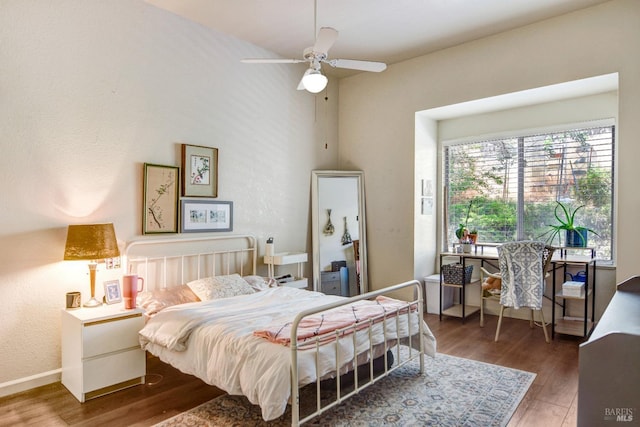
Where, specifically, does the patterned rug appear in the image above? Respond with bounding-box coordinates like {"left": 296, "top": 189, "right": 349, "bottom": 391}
{"left": 154, "top": 352, "right": 535, "bottom": 427}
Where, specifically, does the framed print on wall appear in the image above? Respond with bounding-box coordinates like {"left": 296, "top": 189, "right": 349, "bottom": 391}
{"left": 104, "top": 280, "right": 122, "bottom": 304}
{"left": 181, "top": 144, "right": 218, "bottom": 198}
{"left": 143, "top": 163, "right": 179, "bottom": 234}
{"left": 181, "top": 199, "right": 233, "bottom": 233}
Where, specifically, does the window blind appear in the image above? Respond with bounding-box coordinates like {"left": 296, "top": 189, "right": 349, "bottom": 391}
{"left": 444, "top": 124, "right": 614, "bottom": 260}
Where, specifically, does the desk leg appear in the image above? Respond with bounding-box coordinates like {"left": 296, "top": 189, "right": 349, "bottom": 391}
{"left": 439, "top": 257, "right": 443, "bottom": 321}
{"left": 551, "top": 263, "right": 556, "bottom": 339}
{"left": 591, "top": 261, "right": 596, "bottom": 334}
{"left": 584, "top": 266, "right": 589, "bottom": 337}
{"left": 461, "top": 258, "right": 466, "bottom": 324}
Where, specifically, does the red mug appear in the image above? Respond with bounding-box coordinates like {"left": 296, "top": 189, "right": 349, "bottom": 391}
{"left": 122, "top": 274, "right": 145, "bottom": 309}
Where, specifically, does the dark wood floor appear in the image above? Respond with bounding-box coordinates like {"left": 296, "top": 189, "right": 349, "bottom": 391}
{"left": 0, "top": 312, "right": 583, "bottom": 427}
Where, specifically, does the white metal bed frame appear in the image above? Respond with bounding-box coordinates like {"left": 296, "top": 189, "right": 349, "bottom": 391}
{"left": 125, "top": 234, "right": 258, "bottom": 291}
{"left": 124, "top": 234, "right": 425, "bottom": 426}
{"left": 290, "top": 280, "right": 425, "bottom": 425}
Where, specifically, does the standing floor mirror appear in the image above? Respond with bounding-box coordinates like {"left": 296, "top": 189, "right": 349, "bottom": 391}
{"left": 311, "top": 170, "right": 367, "bottom": 296}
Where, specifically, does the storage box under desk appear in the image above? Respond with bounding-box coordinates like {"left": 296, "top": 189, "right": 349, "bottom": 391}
{"left": 562, "top": 281, "right": 585, "bottom": 297}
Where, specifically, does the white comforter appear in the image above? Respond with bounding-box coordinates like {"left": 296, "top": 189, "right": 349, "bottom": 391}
{"left": 139, "top": 287, "right": 436, "bottom": 421}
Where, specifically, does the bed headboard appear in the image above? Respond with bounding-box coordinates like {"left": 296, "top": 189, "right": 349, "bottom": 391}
{"left": 124, "top": 234, "right": 257, "bottom": 291}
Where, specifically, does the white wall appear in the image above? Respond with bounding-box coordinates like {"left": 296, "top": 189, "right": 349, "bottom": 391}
{"left": 0, "top": 0, "right": 339, "bottom": 394}
{"left": 437, "top": 91, "right": 618, "bottom": 144}
{"left": 339, "top": 0, "right": 640, "bottom": 300}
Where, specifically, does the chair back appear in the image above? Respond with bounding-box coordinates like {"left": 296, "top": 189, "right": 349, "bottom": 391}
{"left": 542, "top": 245, "right": 556, "bottom": 274}
{"left": 497, "top": 241, "right": 547, "bottom": 309}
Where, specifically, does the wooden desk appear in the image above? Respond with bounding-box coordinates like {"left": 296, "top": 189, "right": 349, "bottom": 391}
{"left": 439, "top": 248, "right": 597, "bottom": 338}
{"left": 451, "top": 242, "right": 500, "bottom": 255}
{"left": 439, "top": 251, "right": 499, "bottom": 323}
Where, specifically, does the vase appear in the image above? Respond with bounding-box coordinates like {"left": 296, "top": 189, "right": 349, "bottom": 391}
{"left": 462, "top": 243, "right": 472, "bottom": 253}
{"left": 566, "top": 229, "right": 588, "bottom": 247}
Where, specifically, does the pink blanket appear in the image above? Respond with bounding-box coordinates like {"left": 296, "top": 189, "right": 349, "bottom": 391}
{"left": 253, "top": 296, "right": 416, "bottom": 348}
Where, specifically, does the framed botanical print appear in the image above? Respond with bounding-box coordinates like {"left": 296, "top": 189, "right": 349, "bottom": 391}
{"left": 143, "top": 163, "right": 179, "bottom": 234}
{"left": 181, "top": 144, "right": 218, "bottom": 198}
{"left": 180, "top": 199, "right": 233, "bottom": 233}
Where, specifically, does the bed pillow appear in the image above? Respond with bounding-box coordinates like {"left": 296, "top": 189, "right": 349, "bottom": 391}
{"left": 136, "top": 284, "right": 200, "bottom": 317}
{"left": 187, "top": 273, "right": 256, "bottom": 301}
{"left": 243, "top": 275, "right": 278, "bottom": 291}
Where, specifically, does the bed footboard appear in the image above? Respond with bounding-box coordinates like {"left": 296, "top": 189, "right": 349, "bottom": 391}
{"left": 289, "top": 279, "right": 425, "bottom": 426}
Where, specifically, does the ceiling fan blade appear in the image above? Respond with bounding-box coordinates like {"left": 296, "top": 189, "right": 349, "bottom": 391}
{"left": 241, "top": 58, "right": 306, "bottom": 64}
{"left": 313, "top": 27, "right": 338, "bottom": 55}
{"left": 326, "top": 58, "right": 387, "bottom": 72}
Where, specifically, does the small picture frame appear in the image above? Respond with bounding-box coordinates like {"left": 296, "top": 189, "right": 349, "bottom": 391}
{"left": 104, "top": 280, "right": 122, "bottom": 304}
{"left": 181, "top": 199, "right": 233, "bottom": 233}
{"left": 143, "top": 163, "right": 179, "bottom": 234}
{"left": 181, "top": 144, "right": 218, "bottom": 198}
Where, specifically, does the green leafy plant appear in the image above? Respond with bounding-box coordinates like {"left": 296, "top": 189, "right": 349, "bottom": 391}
{"left": 455, "top": 200, "right": 473, "bottom": 240}
{"left": 539, "top": 202, "right": 599, "bottom": 246}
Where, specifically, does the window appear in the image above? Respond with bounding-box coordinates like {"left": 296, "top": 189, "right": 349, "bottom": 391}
{"left": 444, "top": 123, "right": 614, "bottom": 261}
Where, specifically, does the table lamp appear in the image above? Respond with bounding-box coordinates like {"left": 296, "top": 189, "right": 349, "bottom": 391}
{"left": 64, "top": 223, "right": 120, "bottom": 308}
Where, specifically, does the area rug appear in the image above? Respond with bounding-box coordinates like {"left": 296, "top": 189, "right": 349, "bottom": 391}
{"left": 154, "top": 352, "right": 535, "bottom": 427}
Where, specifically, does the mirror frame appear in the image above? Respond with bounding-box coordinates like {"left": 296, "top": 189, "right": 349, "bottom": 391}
{"left": 311, "top": 170, "right": 368, "bottom": 295}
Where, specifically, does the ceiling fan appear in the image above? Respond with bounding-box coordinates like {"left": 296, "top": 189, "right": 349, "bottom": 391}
{"left": 241, "top": 26, "right": 387, "bottom": 93}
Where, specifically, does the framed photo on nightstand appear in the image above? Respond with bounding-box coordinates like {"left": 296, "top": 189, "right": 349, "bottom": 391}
{"left": 104, "top": 280, "right": 122, "bottom": 304}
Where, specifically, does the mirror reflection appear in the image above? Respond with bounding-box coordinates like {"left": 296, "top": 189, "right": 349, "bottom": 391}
{"left": 311, "top": 171, "right": 367, "bottom": 296}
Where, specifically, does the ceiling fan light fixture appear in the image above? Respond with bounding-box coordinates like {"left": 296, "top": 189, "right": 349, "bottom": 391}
{"left": 301, "top": 68, "right": 328, "bottom": 93}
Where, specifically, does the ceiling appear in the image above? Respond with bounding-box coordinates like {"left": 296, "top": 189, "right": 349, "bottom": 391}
{"left": 144, "top": 0, "right": 609, "bottom": 78}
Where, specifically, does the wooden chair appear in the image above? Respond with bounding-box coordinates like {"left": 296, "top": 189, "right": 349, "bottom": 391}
{"left": 480, "top": 242, "right": 555, "bottom": 343}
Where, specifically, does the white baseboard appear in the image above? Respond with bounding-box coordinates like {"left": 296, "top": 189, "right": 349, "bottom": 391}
{"left": 0, "top": 369, "right": 61, "bottom": 398}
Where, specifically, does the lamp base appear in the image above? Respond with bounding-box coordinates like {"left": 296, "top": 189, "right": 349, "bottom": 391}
{"left": 83, "top": 297, "right": 102, "bottom": 308}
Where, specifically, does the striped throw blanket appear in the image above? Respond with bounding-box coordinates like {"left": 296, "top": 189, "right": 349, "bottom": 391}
{"left": 253, "top": 296, "right": 416, "bottom": 348}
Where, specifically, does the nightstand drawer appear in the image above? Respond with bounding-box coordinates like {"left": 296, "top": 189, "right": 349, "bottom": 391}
{"left": 322, "top": 281, "right": 341, "bottom": 295}
{"left": 84, "top": 348, "right": 145, "bottom": 393}
{"left": 321, "top": 271, "right": 342, "bottom": 296}
{"left": 83, "top": 314, "right": 143, "bottom": 358}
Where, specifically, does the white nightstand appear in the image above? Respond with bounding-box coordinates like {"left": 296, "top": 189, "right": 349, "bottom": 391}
{"left": 61, "top": 304, "right": 145, "bottom": 402}
{"left": 264, "top": 252, "right": 308, "bottom": 289}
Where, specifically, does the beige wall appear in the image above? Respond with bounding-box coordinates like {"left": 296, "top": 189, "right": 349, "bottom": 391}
{"left": 0, "top": 1, "right": 338, "bottom": 393}
{"left": 339, "top": 0, "right": 638, "bottom": 304}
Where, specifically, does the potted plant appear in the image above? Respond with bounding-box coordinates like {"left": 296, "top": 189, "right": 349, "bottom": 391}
{"left": 460, "top": 237, "right": 473, "bottom": 253}
{"left": 455, "top": 200, "right": 473, "bottom": 242}
{"left": 468, "top": 228, "right": 478, "bottom": 244}
{"left": 540, "top": 201, "right": 598, "bottom": 247}
{"left": 455, "top": 223, "right": 468, "bottom": 241}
